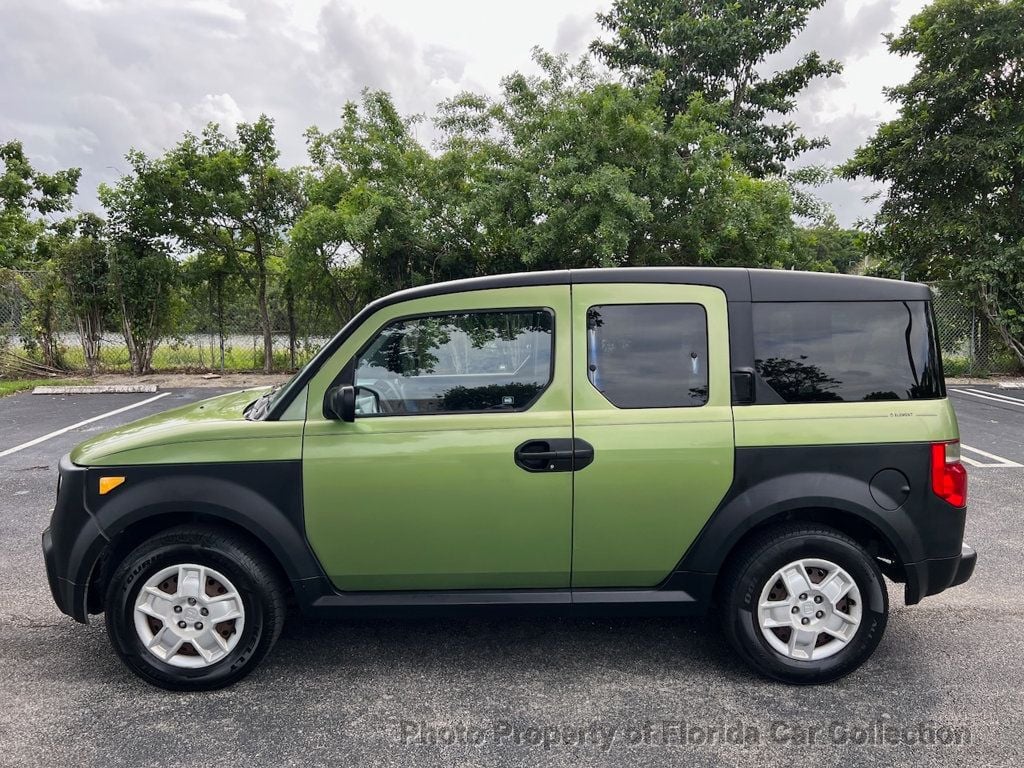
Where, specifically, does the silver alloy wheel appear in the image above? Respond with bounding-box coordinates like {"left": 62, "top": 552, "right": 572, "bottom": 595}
{"left": 133, "top": 563, "right": 245, "bottom": 668}
{"left": 756, "top": 558, "right": 862, "bottom": 661}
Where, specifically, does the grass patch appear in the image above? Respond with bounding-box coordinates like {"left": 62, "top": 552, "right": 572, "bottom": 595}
{"left": 28, "top": 343, "right": 314, "bottom": 373}
{"left": 0, "top": 378, "right": 90, "bottom": 397}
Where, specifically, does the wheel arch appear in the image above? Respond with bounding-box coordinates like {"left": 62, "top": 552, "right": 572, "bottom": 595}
{"left": 710, "top": 506, "right": 906, "bottom": 593}
{"left": 86, "top": 511, "right": 298, "bottom": 615}
{"left": 675, "top": 472, "right": 920, "bottom": 586}
{"left": 82, "top": 465, "right": 328, "bottom": 616}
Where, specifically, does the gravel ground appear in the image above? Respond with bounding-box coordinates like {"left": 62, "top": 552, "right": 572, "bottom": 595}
{"left": 0, "top": 385, "right": 1021, "bottom": 768}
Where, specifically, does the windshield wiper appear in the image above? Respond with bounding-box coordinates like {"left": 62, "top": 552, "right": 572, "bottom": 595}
{"left": 245, "top": 386, "right": 280, "bottom": 421}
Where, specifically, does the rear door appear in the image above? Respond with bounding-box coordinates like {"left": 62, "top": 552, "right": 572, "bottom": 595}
{"left": 570, "top": 283, "right": 735, "bottom": 588}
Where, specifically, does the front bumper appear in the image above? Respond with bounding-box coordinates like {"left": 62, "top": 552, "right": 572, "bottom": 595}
{"left": 42, "top": 526, "right": 83, "bottom": 621}
{"left": 40, "top": 455, "right": 105, "bottom": 623}
{"left": 903, "top": 543, "right": 977, "bottom": 605}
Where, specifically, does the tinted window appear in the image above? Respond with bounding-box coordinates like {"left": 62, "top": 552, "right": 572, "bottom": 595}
{"left": 354, "top": 309, "right": 553, "bottom": 415}
{"left": 587, "top": 304, "right": 709, "bottom": 408}
{"left": 752, "top": 301, "right": 943, "bottom": 403}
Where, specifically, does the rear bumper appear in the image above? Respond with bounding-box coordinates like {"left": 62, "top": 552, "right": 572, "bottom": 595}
{"left": 903, "top": 543, "right": 977, "bottom": 605}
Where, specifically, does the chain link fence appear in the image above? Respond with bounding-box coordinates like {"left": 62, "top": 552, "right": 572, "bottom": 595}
{"left": 1, "top": 269, "right": 329, "bottom": 375}
{"left": 2, "top": 270, "right": 1021, "bottom": 377}
{"left": 930, "top": 283, "right": 1021, "bottom": 377}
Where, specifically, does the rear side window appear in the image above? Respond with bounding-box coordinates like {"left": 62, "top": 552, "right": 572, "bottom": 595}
{"left": 752, "top": 301, "right": 943, "bottom": 403}
{"left": 354, "top": 309, "right": 553, "bottom": 415}
{"left": 586, "top": 304, "right": 709, "bottom": 408}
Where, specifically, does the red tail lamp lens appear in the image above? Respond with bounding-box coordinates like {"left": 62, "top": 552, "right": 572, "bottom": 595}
{"left": 931, "top": 441, "right": 967, "bottom": 508}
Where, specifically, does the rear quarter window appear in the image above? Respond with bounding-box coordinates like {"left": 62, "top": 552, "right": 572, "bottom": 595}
{"left": 752, "top": 301, "right": 944, "bottom": 403}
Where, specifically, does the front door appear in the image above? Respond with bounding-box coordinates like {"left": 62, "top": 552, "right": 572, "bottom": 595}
{"left": 302, "top": 286, "right": 574, "bottom": 591}
{"left": 569, "top": 283, "right": 736, "bottom": 588}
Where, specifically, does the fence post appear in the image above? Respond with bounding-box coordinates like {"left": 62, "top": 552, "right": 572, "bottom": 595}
{"left": 969, "top": 307, "right": 977, "bottom": 376}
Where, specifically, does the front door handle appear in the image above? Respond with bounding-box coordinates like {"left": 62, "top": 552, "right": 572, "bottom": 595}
{"left": 514, "top": 439, "right": 573, "bottom": 472}
{"left": 514, "top": 439, "right": 595, "bottom": 473}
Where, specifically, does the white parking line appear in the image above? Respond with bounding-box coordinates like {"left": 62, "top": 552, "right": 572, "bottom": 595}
{"left": 0, "top": 393, "right": 171, "bottom": 459}
{"left": 961, "top": 444, "right": 1023, "bottom": 468}
{"left": 951, "top": 388, "right": 1024, "bottom": 408}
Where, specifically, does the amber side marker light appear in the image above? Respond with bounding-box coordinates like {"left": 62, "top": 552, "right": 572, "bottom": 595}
{"left": 99, "top": 476, "right": 126, "bottom": 495}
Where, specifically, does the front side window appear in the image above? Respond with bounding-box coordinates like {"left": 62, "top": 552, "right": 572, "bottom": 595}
{"left": 752, "top": 301, "right": 944, "bottom": 403}
{"left": 353, "top": 309, "right": 553, "bottom": 415}
{"left": 587, "top": 304, "right": 709, "bottom": 408}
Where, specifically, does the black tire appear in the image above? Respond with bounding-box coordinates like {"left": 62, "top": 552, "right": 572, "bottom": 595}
{"left": 720, "top": 523, "right": 888, "bottom": 685}
{"left": 104, "top": 525, "right": 287, "bottom": 691}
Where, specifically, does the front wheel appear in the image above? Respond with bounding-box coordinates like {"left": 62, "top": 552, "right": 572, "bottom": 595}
{"left": 721, "top": 524, "right": 889, "bottom": 684}
{"left": 104, "top": 525, "right": 286, "bottom": 690}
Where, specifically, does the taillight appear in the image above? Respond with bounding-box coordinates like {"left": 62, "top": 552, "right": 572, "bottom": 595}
{"left": 931, "top": 441, "right": 967, "bottom": 508}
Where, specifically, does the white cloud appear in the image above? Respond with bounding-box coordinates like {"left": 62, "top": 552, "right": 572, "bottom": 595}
{"left": 1, "top": 0, "right": 926, "bottom": 226}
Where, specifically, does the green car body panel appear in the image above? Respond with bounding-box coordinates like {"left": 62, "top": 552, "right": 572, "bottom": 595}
{"left": 44, "top": 268, "right": 974, "bottom": 632}
{"left": 302, "top": 285, "right": 574, "bottom": 590}
{"left": 733, "top": 400, "right": 959, "bottom": 448}
{"left": 70, "top": 388, "right": 303, "bottom": 467}
{"left": 569, "top": 284, "right": 735, "bottom": 587}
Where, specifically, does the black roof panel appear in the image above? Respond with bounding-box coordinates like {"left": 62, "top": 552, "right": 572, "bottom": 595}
{"left": 381, "top": 267, "right": 930, "bottom": 304}
{"left": 746, "top": 268, "right": 931, "bottom": 302}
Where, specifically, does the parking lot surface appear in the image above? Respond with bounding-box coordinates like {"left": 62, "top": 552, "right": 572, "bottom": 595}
{"left": 1, "top": 385, "right": 1022, "bottom": 767}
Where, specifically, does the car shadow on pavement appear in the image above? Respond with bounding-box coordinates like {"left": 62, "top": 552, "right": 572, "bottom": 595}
{"left": 267, "top": 613, "right": 745, "bottom": 682}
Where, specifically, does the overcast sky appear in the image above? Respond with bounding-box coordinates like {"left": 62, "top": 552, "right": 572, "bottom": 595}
{"left": 1, "top": 0, "right": 928, "bottom": 227}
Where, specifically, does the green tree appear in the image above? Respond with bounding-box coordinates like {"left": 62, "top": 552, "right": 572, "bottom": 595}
{"left": 52, "top": 213, "right": 109, "bottom": 374}
{"left": 105, "top": 116, "right": 301, "bottom": 372}
{"left": 437, "top": 50, "right": 795, "bottom": 270}
{"left": 0, "top": 140, "right": 80, "bottom": 269}
{"left": 788, "top": 223, "right": 866, "bottom": 273}
{"left": 10, "top": 259, "right": 65, "bottom": 370}
{"left": 298, "top": 92, "right": 436, "bottom": 298}
{"left": 842, "top": 0, "right": 1024, "bottom": 366}
{"left": 592, "top": 0, "right": 840, "bottom": 177}
{"left": 107, "top": 236, "right": 177, "bottom": 374}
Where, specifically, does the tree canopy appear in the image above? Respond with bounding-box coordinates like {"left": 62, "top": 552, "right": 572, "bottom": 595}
{"left": 0, "top": 140, "right": 80, "bottom": 269}
{"left": 18, "top": 0, "right": 1022, "bottom": 375}
{"left": 843, "top": 0, "right": 1024, "bottom": 364}
{"left": 592, "top": 0, "right": 840, "bottom": 176}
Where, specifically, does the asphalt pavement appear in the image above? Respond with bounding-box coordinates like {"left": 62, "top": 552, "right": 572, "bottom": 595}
{"left": 0, "top": 385, "right": 1022, "bottom": 767}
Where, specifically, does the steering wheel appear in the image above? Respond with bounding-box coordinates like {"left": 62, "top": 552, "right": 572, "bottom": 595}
{"left": 358, "top": 381, "right": 403, "bottom": 414}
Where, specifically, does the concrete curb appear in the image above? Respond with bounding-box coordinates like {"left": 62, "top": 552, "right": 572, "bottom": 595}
{"left": 32, "top": 385, "right": 159, "bottom": 395}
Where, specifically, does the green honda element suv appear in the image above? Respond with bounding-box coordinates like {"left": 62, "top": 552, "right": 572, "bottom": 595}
{"left": 42, "top": 268, "right": 976, "bottom": 689}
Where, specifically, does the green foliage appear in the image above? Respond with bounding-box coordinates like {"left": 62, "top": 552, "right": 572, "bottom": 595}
{"left": 52, "top": 213, "right": 109, "bottom": 373}
{"left": 592, "top": 0, "right": 840, "bottom": 176}
{"left": 0, "top": 140, "right": 80, "bottom": 269}
{"left": 842, "top": 0, "right": 1024, "bottom": 366}
{"left": 12, "top": 261, "right": 65, "bottom": 369}
{"left": 108, "top": 236, "right": 177, "bottom": 374}
{"left": 438, "top": 50, "right": 796, "bottom": 270}
{"left": 102, "top": 115, "right": 301, "bottom": 372}
{"left": 787, "top": 224, "right": 866, "bottom": 273}
{"left": 295, "top": 91, "right": 434, "bottom": 304}
{"left": 6, "top": 5, "right": 899, "bottom": 376}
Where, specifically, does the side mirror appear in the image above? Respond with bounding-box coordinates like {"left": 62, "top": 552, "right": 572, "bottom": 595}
{"left": 325, "top": 385, "right": 356, "bottom": 422}
{"left": 731, "top": 370, "right": 756, "bottom": 405}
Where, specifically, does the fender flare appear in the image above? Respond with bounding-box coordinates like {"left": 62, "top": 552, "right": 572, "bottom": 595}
{"left": 87, "top": 466, "right": 325, "bottom": 585}
{"left": 676, "top": 471, "right": 923, "bottom": 575}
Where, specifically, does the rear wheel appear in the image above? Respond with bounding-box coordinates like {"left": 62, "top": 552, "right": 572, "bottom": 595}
{"left": 104, "top": 525, "right": 286, "bottom": 690}
{"left": 721, "top": 524, "right": 888, "bottom": 684}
